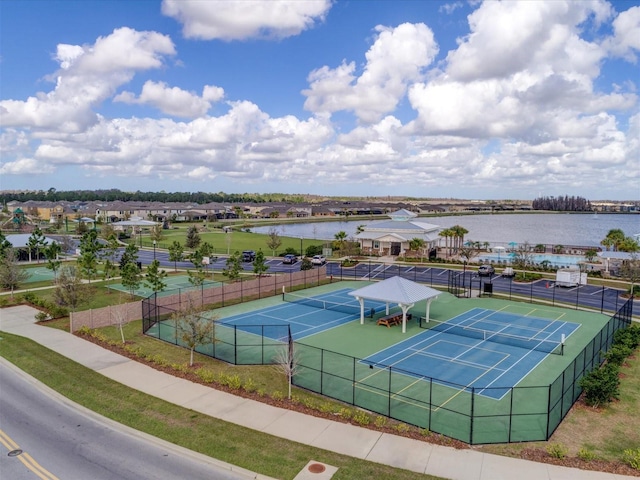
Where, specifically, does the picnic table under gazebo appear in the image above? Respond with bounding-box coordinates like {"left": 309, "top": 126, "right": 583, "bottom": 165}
{"left": 348, "top": 276, "right": 441, "bottom": 333}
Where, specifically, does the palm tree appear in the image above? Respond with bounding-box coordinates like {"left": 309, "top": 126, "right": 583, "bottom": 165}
{"left": 438, "top": 228, "right": 453, "bottom": 257}
{"left": 450, "top": 225, "right": 469, "bottom": 254}
{"left": 601, "top": 229, "right": 626, "bottom": 251}
{"left": 334, "top": 231, "right": 347, "bottom": 252}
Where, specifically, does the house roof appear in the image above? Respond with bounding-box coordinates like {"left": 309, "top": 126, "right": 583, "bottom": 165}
{"left": 5, "top": 234, "right": 57, "bottom": 248}
{"left": 348, "top": 276, "right": 441, "bottom": 305}
{"left": 597, "top": 251, "right": 636, "bottom": 260}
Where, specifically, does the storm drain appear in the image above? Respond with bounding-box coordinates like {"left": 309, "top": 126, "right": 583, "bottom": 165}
{"left": 293, "top": 460, "right": 337, "bottom": 480}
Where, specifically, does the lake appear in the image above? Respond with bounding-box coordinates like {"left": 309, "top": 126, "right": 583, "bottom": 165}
{"left": 252, "top": 213, "right": 640, "bottom": 248}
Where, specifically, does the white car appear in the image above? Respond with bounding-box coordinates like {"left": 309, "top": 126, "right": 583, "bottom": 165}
{"left": 311, "top": 255, "right": 326, "bottom": 265}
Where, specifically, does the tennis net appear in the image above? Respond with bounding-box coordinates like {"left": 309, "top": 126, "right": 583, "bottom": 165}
{"left": 283, "top": 292, "right": 375, "bottom": 318}
{"left": 421, "top": 318, "right": 564, "bottom": 355}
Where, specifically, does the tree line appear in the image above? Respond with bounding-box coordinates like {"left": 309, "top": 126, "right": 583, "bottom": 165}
{"left": 531, "top": 195, "right": 592, "bottom": 211}
{"left": 0, "top": 188, "right": 306, "bottom": 205}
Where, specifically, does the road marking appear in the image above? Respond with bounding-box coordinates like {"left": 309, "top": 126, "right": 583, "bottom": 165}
{"left": 0, "top": 428, "right": 60, "bottom": 480}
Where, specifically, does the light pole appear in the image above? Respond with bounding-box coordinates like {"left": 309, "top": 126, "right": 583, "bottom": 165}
{"left": 300, "top": 236, "right": 303, "bottom": 257}
{"left": 153, "top": 239, "right": 156, "bottom": 260}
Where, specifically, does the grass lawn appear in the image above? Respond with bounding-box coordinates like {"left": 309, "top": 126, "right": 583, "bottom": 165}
{"left": 52, "top": 311, "right": 640, "bottom": 473}
{"left": 478, "top": 351, "right": 640, "bottom": 466}
{"left": 0, "top": 331, "right": 444, "bottom": 480}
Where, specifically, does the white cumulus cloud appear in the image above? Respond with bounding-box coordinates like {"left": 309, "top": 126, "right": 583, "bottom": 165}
{"left": 161, "top": 0, "right": 332, "bottom": 40}
{"left": 114, "top": 81, "right": 223, "bottom": 118}
{"left": 303, "top": 22, "right": 438, "bottom": 123}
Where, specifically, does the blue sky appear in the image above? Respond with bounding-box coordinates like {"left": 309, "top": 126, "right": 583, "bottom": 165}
{"left": 1, "top": 0, "right": 639, "bottom": 200}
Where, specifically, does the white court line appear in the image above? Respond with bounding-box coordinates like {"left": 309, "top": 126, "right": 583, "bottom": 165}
{"left": 480, "top": 320, "right": 571, "bottom": 392}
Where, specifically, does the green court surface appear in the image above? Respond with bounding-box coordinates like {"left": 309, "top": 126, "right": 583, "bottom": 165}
{"left": 145, "top": 280, "right": 618, "bottom": 444}
{"left": 23, "top": 266, "right": 57, "bottom": 283}
{"left": 108, "top": 275, "right": 222, "bottom": 298}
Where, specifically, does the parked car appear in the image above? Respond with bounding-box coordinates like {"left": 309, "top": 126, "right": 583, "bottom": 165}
{"left": 242, "top": 250, "right": 256, "bottom": 262}
{"left": 478, "top": 264, "right": 495, "bottom": 276}
{"left": 502, "top": 267, "right": 515, "bottom": 277}
{"left": 311, "top": 255, "right": 326, "bottom": 265}
{"left": 282, "top": 254, "right": 298, "bottom": 264}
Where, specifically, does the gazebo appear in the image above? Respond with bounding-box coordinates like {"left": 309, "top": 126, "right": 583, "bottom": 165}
{"left": 348, "top": 276, "right": 441, "bottom": 333}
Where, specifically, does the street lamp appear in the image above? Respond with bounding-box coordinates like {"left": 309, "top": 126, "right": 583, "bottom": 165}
{"left": 300, "top": 236, "right": 303, "bottom": 257}
{"left": 153, "top": 239, "right": 157, "bottom": 260}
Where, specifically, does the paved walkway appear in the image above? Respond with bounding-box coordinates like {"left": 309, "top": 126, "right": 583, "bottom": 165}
{"left": 0, "top": 305, "right": 636, "bottom": 480}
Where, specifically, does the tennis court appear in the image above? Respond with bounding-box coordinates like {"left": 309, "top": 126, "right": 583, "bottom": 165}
{"left": 108, "top": 275, "right": 222, "bottom": 297}
{"left": 363, "top": 307, "right": 579, "bottom": 400}
{"left": 23, "top": 267, "right": 57, "bottom": 283}
{"left": 219, "top": 288, "right": 388, "bottom": 340}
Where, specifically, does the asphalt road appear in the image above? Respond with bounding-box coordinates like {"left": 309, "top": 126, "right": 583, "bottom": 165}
{"left": 0, "top": 360, "right": 257, "bottom": 480}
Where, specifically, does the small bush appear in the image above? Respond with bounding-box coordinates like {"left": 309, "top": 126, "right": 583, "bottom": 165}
{"left": 623, "top": 448, "right": 640, "bottom": 470}
{"left": 419, "top": 428, "right": 432, "bottom": 437}
{"left": 352, "top": 410, "right": 371, "bottom": 425}
{"left": 394, "top": 423, "right": 410, "bottom": 434}
{"left": 34, "top": 311, "right": 50, "bottom": 322}
{"left": 546, "top": 443, "right": 568, "bottom": 459}
{"left": 242, "top": 377, "right": 257, "bottom": 393}
{"left": 579, "top": 363, "right": 620, "bottom": 407}
{"left": 271, "top": 390, "right": 284, "bottom": 401}
{"left": 605, "top": 344, "right": 633, "bottom": 366}
{"left": 374, "top": 416, "right": 388, "bottom": 428}
{"left": 195, "top": 368, "right": 215, "bottom": 383}
{"left": 338, "top": 407, "right": 353, "bottom": 420}
{"left": 577, "top": 448, "right": 597, "bottom": 461}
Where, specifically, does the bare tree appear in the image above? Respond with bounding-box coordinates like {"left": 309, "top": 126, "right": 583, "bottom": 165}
{"left": 510, "top": 241, "right": 535, "bottom": 269}
{"left": 272, "top": 341, "right": 300, "bottom": 400}
{"left": 53, "top": 265, "right": 87, "bottom": 311}
{"left": 266, "top": 227, "right": 282, "bottom": 257}
{"left": 172, "top": 294, "right": 217, "bottom": 366}
{"left": 111, "top": 301, "right": 128, "bottom": 344}
{"left": 0, "top": 249, "right": 30, "bottom": 299}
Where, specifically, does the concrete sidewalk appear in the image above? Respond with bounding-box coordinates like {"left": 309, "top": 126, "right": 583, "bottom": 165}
{"left": 0, "top": 305, "right": 635, "bottom": 480}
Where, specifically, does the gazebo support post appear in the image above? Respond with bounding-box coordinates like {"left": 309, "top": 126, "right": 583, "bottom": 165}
{"left": 424, "top": 298, "right": 434, "bottom": 325}
{"left": 355, "top": 296, "right": 365, "bottom": 325}
{"left": 400, "top": 303, "right": 414, "bottom": 333}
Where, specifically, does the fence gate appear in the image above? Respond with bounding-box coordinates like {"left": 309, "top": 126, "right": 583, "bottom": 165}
{"left": 448, "top": 269, "right": 470, "bottom": 298}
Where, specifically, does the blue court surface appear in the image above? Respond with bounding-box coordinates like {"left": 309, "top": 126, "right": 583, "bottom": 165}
{"left": 219, "top": 288, "right": 387, "bottom": 340}
{"left": 364, "top": 308, "right": 580, "bottom": 400}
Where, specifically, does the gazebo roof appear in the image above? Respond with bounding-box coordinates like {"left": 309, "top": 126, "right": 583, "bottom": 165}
{"left": 348, "top": 276, "right": 440, "bottom": 305}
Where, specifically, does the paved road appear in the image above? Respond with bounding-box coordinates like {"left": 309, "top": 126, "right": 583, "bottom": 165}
{"left": 0, "top": 360, "right": 258, "bottom": 480}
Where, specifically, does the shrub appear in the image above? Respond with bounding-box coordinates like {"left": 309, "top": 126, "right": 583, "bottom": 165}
{"left": 614, "top": 325, "right": 640, "bottom": 350}
{"left": 271, "top": 390, "right": 284, "bottom": 401}
{"left": 605, "top": 344, "right": 633, "bottom": 366}
{"left": 374, "top": 416, "right": 388, "bottom": 428}
{"left": 546, "top": 443, "right": 568, "bottom": 459}
{"left": 242, "top": 377, "right": 257, "bottom": 393}
{"left": 195, "top": 368, "right": 215, "bottom": 383}
{"left": 352, "top": 410, "right": 371, "bottom": 425}
{"left": 338, "top": 407, "right": 353, "bottom": 420}
{"left": 579, "top": 364, "right": 620, "bottom": 407}
{"left": 22, "top": 291, "right": 38, "bottom": 304}
{"left": 34, "top": 311, "right": 49, "bottom": 322}
{"left": 577, "top": 448, "right": 597, "bottom": 461}
{"left": 394, "top": 423, "right": 410, "bottom": 434}
{"left": 622, "top": 448, "right": 640, "bottom": 470}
